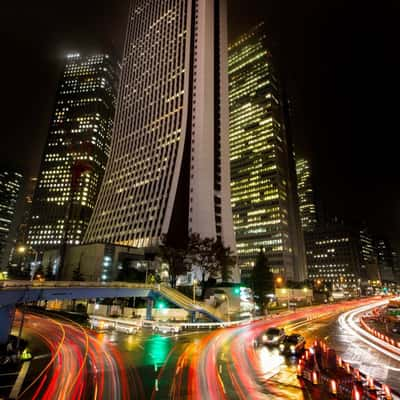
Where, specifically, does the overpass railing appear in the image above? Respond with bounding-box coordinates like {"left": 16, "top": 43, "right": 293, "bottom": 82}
{"left": 0, "top": 281, "right": 225, "bottom": 322}
{"left": 0, "top": 280, "right": 156, "bottom": 290}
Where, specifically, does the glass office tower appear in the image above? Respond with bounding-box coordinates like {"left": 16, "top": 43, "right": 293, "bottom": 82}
{"left": 229, "top": 23, "right": 306, "bottom": 281}
{"left": 0, "top": 168, "right": 22, "bottom": 268}
{"left": 28, "top": 53, "right": 118, "bottom": 254}
{"left": 296, "top": 158, "right": 317, "bottom": 232}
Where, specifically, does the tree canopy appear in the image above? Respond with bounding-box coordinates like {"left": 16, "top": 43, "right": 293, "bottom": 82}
{"left": 159, "top": 233, "right": 236, "bottom": 290}
{"left": 251, "top": 249, "right": 274, "bottom": 310}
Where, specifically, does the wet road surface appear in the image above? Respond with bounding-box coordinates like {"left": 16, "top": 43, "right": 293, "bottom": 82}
{"left": 15, "top": 297, "right": 400, "bottom": 399}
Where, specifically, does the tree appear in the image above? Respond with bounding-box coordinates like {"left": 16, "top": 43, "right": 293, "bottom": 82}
{"left": 159, "top": 234, "right": 188, "bottom": 288}
{"left": 45, "top": 258, "right": 54, "bottom": 280}
{"left": 187, "top": 234, "right": 218, "bottom": 289}
{"left": 33, "top": 265, "right": 45, "bottom": 281}
{"left": 116, "top": 260, "right": 145, "bottom": 282}
{"left": 213, "top": 238, "right": 236, "bottom": 282}
{"left": 72, "top": 264, "right": 84, "bottom": 281}
{"left": 251, "top": 249, "right": 274, "bottom": 311}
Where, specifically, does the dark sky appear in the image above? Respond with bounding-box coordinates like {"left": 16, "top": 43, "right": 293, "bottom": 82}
{"left": 2, "top": 1, "right": 400, "bottom": 243}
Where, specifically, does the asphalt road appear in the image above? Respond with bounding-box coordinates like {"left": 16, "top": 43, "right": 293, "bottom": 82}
{"left": 13, "top": 297, "right": 400, "bottom": 399}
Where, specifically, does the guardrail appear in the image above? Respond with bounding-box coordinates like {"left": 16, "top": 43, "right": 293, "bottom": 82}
{"left": 88, "top": 311, "right": 330, "bottom": 331}
{"left": 360, "top": 313, "right": 400, "bottom": 352}
{"left": 88, "top": 314, "right": 260, "bottom": 330}
{"left": 298, "top": 339, "right": 399, "bottom": 399}
{"left": 0, "top": 280, "right": 156, "bottom": 290}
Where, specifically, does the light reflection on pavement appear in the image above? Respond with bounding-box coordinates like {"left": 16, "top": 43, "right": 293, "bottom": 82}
{"left": 18, "top": 298, "right": 400, "bottom": 399}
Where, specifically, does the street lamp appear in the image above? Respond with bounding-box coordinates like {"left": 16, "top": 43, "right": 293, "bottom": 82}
{"left": 221, "top": 294, "right": 230, "bottom": 322}
{"left": 281, "top": 288, "right": 290, "bottom": 310}
{"left": 193, "top": 279, "right": 198, "bottom": 304}
{"left": 17, "top": 245, "right": 39, "bottom": 279}
{"left": 17, "top": 246, "right": 27, "bottom": 254}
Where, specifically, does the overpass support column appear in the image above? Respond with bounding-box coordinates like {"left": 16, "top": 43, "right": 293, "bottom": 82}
{"left": 0, "top": 305, "right": 16, "bottom": 345}
{"left": 146, "top": 298, "right": 153, "bottom": 320}
{"left": 190, "top": 311, "right": 196, "bottom": 323}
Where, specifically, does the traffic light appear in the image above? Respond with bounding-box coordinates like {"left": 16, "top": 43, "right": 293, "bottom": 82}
{"left": 156, "top": 300, "right": 166, "bottom": 309}
{"left": 234, "top": 286, "right": 244, "bottom": 295}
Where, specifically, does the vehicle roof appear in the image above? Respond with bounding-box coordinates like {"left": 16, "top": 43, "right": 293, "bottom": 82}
{"left": 266, "top": 327, "right": 282, "bottom": 332}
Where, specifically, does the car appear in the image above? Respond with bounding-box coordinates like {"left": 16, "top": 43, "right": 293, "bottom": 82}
{"left": 259, "top": 327, "right": 286, "bottom": 346}
{"left": 115, "top": 323, "right": 138, "bottom": 334}
{"left": 153, "top": 323, "right": 182, "bottom": 334}
{"left": 279, "top": 333, "right": 306, "bottom": 356}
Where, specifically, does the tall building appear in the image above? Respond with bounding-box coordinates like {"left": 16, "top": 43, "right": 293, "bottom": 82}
{"left": 0, "top": 169, "right": 23, "bottom": 268}
{"left": 8, "top": 177, "right": 37, "bottom": 270}
{"left": 27, "top": 53, "right": 118, "bottom": 254}
{"left": 16, "top": 177, "right": 37, "bottom": 246}
{"left": 359, "top": 226, "right": 374, "bottom": 278}
{"left": 229, "top": 23, "right": 306, "bottom": 281}
{"left": 305, "top": 224, "right": 362, "bottom": 291}
{"left": 296, "top": 158, "right": 317, "bottom": 232}
{"left": 305, "top": 222, "right": 378, "bottom": 291}
{"left": 391, "top": 250, "right": 400, "bottom": 284}
{"left": 375, "top": 238, "right": 396, "bottom": 282}
{"left": 84, "top": 0, "right": 236, "bottom": 280}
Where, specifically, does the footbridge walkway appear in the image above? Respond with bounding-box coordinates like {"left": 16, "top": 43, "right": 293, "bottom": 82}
{"left": 0, "top": 281, "right": 224, "bottom": 343}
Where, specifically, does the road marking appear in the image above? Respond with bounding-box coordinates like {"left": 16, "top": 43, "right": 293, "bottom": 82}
{"left": 9, "top": 361, "right": 31, "bottom": 399}
{"left": 338, "top": 302, "right": 400, "bottom": 371}
{"left": 33, "top": 353, "right": 51, "bottom": 360}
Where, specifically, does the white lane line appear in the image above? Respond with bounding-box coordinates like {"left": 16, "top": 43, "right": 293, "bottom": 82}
{"left": 9, "top": 361, "right": 31, "bottom": 399}
{"left": 338, "top": 301, "right": 400, "bottom": 370}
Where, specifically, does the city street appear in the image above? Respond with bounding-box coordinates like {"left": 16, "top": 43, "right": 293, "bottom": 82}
{"left": 2, "top": 1, "right": 400, "bottom": 399}
{"left": 12, "top": 298, "right": 399, "bottom": 399}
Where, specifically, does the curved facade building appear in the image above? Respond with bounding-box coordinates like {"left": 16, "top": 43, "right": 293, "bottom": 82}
{"left": 85, "top": 0, "right": 235, "bottom": 260}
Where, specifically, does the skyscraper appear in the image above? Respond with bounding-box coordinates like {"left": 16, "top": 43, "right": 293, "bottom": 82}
{"left": 229, "top": 23, "right": 306, "bottom": 281}
{"left": 85, "top": 0, "right": 236, "bottom": 270}
{"left": 375, "top": 238, "right": 396, "bottom": 282}
{"left": 0, "top": 168, "right": 23, "bottom": 268}
{"left": 27, "top": 53, "right": 118, "bottom": 254}
{"left": 305, "top": 223, "right": 362, "bottom": 292}
{"left": 296, "top": 158, "right": 317, "bottom": 232}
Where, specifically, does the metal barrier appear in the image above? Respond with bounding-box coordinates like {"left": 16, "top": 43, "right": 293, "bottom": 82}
{"left": 88, "top": 314, "right": 260, "bottom": 330}
{"left": 297, "top": 339, "right": 399, "bottom": 399}
{"left": 359, "top": 313, "right": 400, "bottom": 352}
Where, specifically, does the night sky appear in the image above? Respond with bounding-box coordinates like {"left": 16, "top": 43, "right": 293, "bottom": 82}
{"left": 2, "top": 1, "right": 400, "bottom": 243}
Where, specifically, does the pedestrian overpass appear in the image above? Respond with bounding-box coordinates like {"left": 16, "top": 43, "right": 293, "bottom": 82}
{"left": 0, "top": 281, "right": 224, "bottom": 344}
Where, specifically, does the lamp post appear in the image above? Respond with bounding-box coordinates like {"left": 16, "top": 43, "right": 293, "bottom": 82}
{"left": 281, "top": 288, "right": 290, "bottom": 310}
{"left": 303, "top": 287, "right": 309, "bottom": 305}
{"left": 222, "top": 294, "right": 230, "bottom": 322}
{"left": 275, "top": 276, "right": 289, "bottom": 310}
{"left": 17, "top": 245, "right": 38, "bottom": 280}
{"left": 193, "top": 279, "right": 198, "bottom": 304}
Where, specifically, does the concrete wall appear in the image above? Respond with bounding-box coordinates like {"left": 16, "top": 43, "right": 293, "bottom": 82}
{"left": 275, "top": 288, "right": 313, "bottom": 304}
{"left": 87, "top": 303, "right": 189, "bottom": 321}
{"left": 63, "top": 243, "right": 105, "bottom": 281}
{"left": 43, "top": 243, "right": 145, "bottom": 281}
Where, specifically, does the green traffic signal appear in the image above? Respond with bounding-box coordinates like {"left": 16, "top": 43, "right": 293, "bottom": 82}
{"left": 156, "top": 300, "right": 166, "bottom": 309}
